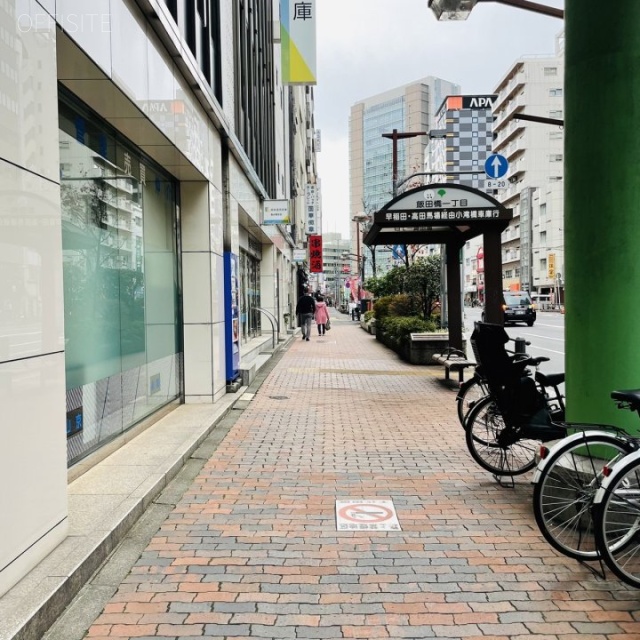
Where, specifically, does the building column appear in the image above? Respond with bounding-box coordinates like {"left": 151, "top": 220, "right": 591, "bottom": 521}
{"left": 446, "top": 242, "right": 464, "bottom": 351}
{"left": 483, "top": 230, "right": 503, "bottom": 324}
{"left": 259, "top": 244, "right": 280, "bottom": 339}
{"left": 181, "top": 181, "right": 227, "bottom": 404}
{"left": 565, "top": 1, "right": 640, "bottom": 428}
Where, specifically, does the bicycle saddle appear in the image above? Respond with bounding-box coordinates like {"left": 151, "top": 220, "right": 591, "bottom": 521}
{"left": 611, "top": 389, "right": 640, "bottom": 407}
{"left": 535, "top": 370, "right": 565, "bottom": 387}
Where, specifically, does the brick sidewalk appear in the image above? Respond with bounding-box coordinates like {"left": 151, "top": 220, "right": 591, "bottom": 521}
{"left": 86, "top": 315, "right": 639, "bottom": 640}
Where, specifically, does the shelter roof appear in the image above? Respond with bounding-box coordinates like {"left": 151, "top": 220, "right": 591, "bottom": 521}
{"left": 363, "top": 183, "right": 512, "bottom": 247}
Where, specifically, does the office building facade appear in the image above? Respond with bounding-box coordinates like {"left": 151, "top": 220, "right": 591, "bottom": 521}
{"left": 348, "top": 77, "right": 461, "bottom": 281}
{"left": 0, "top": 0, "right": 317, "bottom": 596}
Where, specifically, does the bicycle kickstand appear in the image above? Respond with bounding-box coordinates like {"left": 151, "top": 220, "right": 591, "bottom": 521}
{"left": 578, "top": 556, "right": 607, "bottom": 581}
{"left": 492, "top": 473, "right": 515, "bottom": 489}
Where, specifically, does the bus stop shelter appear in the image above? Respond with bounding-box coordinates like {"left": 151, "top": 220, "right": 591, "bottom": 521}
{"left": 362, "top": 183, "right": 513, "bottom": 351}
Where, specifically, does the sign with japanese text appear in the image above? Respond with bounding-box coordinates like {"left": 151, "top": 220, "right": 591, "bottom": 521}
{"left": 335, "top": 499, "right": 401, "bottom": 532}
{"left": 308, "top": 234, "right": 323, "bottom": 273}
{"left": 378, "top": 208, "right": 509, "bottom": 224}
{"left": 306, "top": 183, "right": 318, "bottom": 234}
{"left": 386, "top": 186, "right": 499, "bottom": 212}
{"left": 293, "top": 248, "right": 306, "bottom": 262}
{"left": 375, "top": 186, "right": 511, "bottom": 226}
{"left": 263, "top": 199, "right": 290, "bottom": 224}
{"left": 548, "top": 253, "right": 556, "bottom": 279}
{"left": 280, "top": 0, "right": 317, "bottom": 84}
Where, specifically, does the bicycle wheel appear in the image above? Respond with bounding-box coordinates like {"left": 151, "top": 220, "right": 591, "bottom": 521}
{"left": 464, "top": 395, "right": 538, "bottom": 476}
{"left": 456, "top": 375, "right": 488, "bottom": 428}
{"left": 533, "top": 432, "right": 632, "bottom": 561}
{"left": 594, "top": 452, "right": 640, "bottom": 588}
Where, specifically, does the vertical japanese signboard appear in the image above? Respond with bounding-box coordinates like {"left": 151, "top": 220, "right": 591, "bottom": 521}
{"left": 308, "top": 235, "right": 323, "bottom": 273}
{"left": 280, "top": 0, "right": 317, "bottom": 84}
{"left": 548, "top": 253, "right": 556, "bottom": 279}
{"left": 306, "top": 183, "right": 318, "bottom": 234}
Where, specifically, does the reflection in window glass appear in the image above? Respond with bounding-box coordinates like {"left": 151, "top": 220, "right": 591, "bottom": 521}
{"left": 59, "top": 98, "right": 181, "bottom": 465}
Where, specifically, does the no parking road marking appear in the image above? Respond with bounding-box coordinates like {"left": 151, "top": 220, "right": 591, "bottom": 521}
{"left": 336, "top": 499, "right": 401, "bottom": 531}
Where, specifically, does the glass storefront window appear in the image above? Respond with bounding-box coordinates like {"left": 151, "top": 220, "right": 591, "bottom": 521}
{"left": 239, "top": 249, "right": 261, "bottom": 342}
{"left": 59, "top": 97, "right": 181, "bottom": 465}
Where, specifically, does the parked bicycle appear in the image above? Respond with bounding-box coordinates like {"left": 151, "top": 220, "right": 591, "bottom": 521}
{"left": 532, "top": 412, "right": 639, "bottom": 561}
{"left": 463, "top": 323, "right": 640, "bottom": 587}
{"left": 531, "top": 390, "right": 640, "bottom": 587}
{"left": 591, "top": 400, "right": 640, "bottom": 588}
{"left": 463, "top": 322, "right": 567, "bottom": 476}
{"left": 456, "top": 338, "right": 565, "bottom": 429}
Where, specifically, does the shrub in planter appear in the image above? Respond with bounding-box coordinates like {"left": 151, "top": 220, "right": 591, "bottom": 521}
{"left": 373, "top": 294, "right": 419, "bottom": 321}
{"left": 379, "top": 315, "right": 437, "bottom": 348}
{"left": 388, "top": 294, "right": 416, "bottom": 318}
{"left": 372, "top": 295, "right": 394, "bottom": 321}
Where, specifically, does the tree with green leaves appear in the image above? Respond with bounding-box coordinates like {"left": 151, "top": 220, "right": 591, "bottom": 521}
{"left": 364, "top": 254, "right": 442, "bottom": 321}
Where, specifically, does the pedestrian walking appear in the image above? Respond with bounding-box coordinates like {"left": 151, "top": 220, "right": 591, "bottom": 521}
{"left": 314, "top": 295, "right": 330, "bottom": 336}
{"left": 295, "top": 289, "right": 316, "bottom": 341}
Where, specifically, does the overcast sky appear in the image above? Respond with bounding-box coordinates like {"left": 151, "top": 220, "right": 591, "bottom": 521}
{"left": 315, "top": 0, "right": 565, "bottom": 237}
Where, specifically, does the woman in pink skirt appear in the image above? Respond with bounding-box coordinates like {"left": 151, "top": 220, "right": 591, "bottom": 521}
{"left": 314, "top": 295, "right": 330, "bottom": 336}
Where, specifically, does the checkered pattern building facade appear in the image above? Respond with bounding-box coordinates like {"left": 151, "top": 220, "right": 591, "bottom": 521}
{"left": 429, "top": 95, "right": 496, "bottom": 191}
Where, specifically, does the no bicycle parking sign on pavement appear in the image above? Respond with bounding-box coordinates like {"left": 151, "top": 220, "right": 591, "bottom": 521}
{"left": 335, "top": 499, "right": 402, "bottom": 532}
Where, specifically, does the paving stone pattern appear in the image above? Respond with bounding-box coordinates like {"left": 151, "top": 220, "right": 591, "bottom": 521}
{"left": 85, "top": 317, "right": 640, "bottom": 639}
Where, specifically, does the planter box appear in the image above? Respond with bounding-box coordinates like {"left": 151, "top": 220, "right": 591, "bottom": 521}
{"left": 406, "top": 333, "right": 451, "bottom": 365}
{"left": 360, "top": 319, "right": 376, "bottom": 335}
{"left": 376, "top": 331, "right": 461, "bottom": 365}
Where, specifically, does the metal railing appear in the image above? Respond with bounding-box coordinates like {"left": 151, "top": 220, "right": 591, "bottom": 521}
{"left": 252, "top": 307, "right": 279, "bottom": 349}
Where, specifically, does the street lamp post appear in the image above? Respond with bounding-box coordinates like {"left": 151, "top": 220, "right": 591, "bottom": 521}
{"left": 351, "top": 213, "right": 370, "bottom": 300}
{"left": 381, "top": 129, "right": 428, "bottom": 197}
{"left": 427, "top": 0, "right": 563, "bottom": 20}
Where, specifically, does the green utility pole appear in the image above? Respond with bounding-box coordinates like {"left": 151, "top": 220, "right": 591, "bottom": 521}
{"left": 565, "top": 1, "right": 640, "bottom": 430}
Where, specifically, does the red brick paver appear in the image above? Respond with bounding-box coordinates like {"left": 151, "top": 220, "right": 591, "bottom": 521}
{"left": 85, "top": 316, "right": 638, "bottom": 639}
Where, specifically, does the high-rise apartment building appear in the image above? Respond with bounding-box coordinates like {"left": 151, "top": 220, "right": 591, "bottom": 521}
{"left": 348, "top": 77, "right": 461, "bottom": 281}
{"left": 493, "top": 33, "right": 565, "bottom": 297}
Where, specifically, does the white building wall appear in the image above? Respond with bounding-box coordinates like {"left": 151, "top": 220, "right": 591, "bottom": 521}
{"left": 0, "top": 1, "right": 68, "bottom": 597}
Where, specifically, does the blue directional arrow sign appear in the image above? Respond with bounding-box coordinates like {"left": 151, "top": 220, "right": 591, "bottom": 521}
{"left": 484, "top": 154, "right": 509, "bottom": 179}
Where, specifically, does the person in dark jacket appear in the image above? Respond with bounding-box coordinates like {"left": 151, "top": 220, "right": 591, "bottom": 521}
{"left": 295, "top": 290, "right": 316, "bottom": 341}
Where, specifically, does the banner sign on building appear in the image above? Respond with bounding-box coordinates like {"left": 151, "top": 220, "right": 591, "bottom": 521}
{"left": 443, "top": 95, "right": 497, "bottom": 112}
{"left": 306, "top": 183, "right": 318, "bottom": 234}
{"left": 293, "top": 248, "right": 306, "bottom": 262}
{"left": 308, "top": 234, "right": 323, "bottom": 273}
{"left": 263, "top": 199, "right": 290, "bottom": 224}
{"left": 548, "top": 253, "right": 556, "bottom": 279}
{"left": 280, "top": 0, "right": 317, "bottom": 85}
